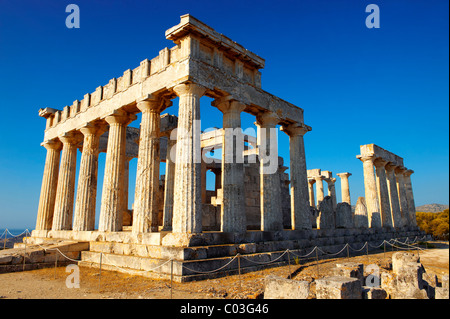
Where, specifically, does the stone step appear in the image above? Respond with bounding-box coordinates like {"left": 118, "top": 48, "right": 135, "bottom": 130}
{"left": 85, "top": 230, "right": 421, "bottom": 261}
{"left": 0, "top": 240, "right": 89, "bottom": 272}
{"left": 79, "top": 249, "right": 292, "bottom": 282}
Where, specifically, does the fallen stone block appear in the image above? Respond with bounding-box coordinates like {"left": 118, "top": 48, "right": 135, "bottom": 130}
{"left": 333, "top": 262, "right": 364, "bottom": 285}
{"left": 396, "top": 262, "right": 425, "bottom": 291}
{"left": 264, "top": 276, "right": 310, "bottom": 299}
{"left": 435, "top": 287, "right": 449, "bottom": 299}
{"left": 362, "top": 286, "right": 387, "bottom": 299}
{"left": 442, "top": 274, "right": 449, "bottom": 289}
{"left": 392, "top": 252, "right": 420, "bottom": 275}
{"left": 315, "top": 276, "right": 362, "bottom": 299}
{"left": 381, "top": 272, "right": 396, "bottom": 298}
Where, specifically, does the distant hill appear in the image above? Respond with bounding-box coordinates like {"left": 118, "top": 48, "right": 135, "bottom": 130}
{"left": 416, "top": 203, "right": 449, "bottom": 213}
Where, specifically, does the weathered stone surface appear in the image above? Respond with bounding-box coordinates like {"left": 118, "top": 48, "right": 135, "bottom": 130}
{"left": 315, "top": 276, "right": 362, "bottom": 299}
{"left": 317, "top": 196, "right": 335, "bottom": 230}
{"left": 333, "top": 262, "right": 364, "bottom": 284}
{"left": 435, "top": 287, "right": 449, "bottom": 299}
{"left": 264, "top": 276, "right": 310, "bottom": 299}
{"left": 354, "top": 197, "right": 369, "bottom": 229}
{"left": 310, "top": 206, "right": 319, "bottom": 228}
{"left": 362, "top": 286, "right": 387, "bottom": 299}
{"left": 442, "top": 274, "right": 449, "bottom": 289}
{"left": 335, "top": 203, "right": 353, "bottom": 229}
{"left": 392, "top": 252, "right": 420, "bottom": 276}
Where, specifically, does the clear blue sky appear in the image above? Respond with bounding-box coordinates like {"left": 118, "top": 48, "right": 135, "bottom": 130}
{"left": 0, "top": 0, "right": 448, "bottom": 228}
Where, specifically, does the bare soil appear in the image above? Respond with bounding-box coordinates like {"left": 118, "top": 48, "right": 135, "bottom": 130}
{"left": 0, "top": 241, "right": 448, "bottom": 299}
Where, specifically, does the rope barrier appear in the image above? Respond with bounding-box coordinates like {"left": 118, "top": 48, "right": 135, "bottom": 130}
{"left": 289, "top": 246, "right": 317, "bottom": 259}
{"left": 0, "top": 227, "right": 436, "bottom": 279}
{"left": 181, "top": 255, "right": 239, "bottom": 274}
{"left": 348, "top": 242, "right": 367, "bottom": 252}
{"left": 240, "top": 249, "right": 289, "bottom": 265}
{"left": 316, "top": 243, "right": 349, "bottom": 257}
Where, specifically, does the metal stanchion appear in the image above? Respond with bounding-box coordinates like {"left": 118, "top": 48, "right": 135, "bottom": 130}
{"left": 3, "top": 229, "right": 7, "bottom": 250}
{"left": 346, "top": 244, "right": 350, "bottom": 261}
{"left": 54, "top": 253, "right": 58, "bottom": 279}
{"left": 315, "top": 247, "right": 319, "bottom": 277}
{"left": 287, "top": 250, "right": 292, "bottom": 279}
{"left": 22, "top": 236, "right": 27, "bottom": 271}
{"left": 170, "top": 259, "right": 174, "bottom": 299}
{"left": 237, "top": 254, "right": 242, "bottom": 293}
{"left": 98, "top": 252, "right": 103, "bottom": 292}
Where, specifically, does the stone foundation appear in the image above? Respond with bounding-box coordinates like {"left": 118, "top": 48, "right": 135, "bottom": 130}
{"left": 27, "top": 226, "right": 425, "bottom": 282}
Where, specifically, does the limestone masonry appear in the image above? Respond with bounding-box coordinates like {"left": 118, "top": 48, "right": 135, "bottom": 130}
{"left": 28, "top": 15, "right": 423, "bottom": 281}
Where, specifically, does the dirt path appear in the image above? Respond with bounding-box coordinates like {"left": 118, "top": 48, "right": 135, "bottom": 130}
{"left": 0, "top": 242, "right": 448, "bottom": 299}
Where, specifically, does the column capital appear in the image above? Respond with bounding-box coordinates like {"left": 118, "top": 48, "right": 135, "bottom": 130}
{"left": 104, "top": 110, "right": 137, "bottom": 126}
{"left": 314, "top": 175, "right": 325, "bottom": 182}
{"left": 394, "top": 166, "right": 407, "bottom": 175}
{"left": 280, "top": 123, "right": 312, "bottom": 137}
{"left": 337, "top": 172, "right": 352, "bottom": 179}
{"left": 41, "top": 139, "right": 62, "bottom": 151}
{"left": 79, "top": 122, "right": 108, "bottom": 136}
{"left": 59, "top": 132, "right": 82, "bottom": 145}
{"left": 373, "top": 158, "right": 389, "bottom": 168}
{"left": 136, "top": 94, "right": 172, "bottom": 113}
{"left": 385, "top": 162, "right": 398, "bottom": 172}
{"left": 173, "top": 82, "right": 207, "bottom": 98}
{"left": 357, "top": 154, "right": 376, "bottom": 164}
{"left": 308, "top": 178, "right": 316, "bottom": 185}
{"left": 256, "top": 111, "right": 280, "bottom": 128}
{"left": 326, "top": 177, "right": 337, "bottom": 185}
{"left": 212, "top": 96, "right": 246, "bottom": 114}
{"left": 404, "top": 169, "right": 414, "bottom": 177}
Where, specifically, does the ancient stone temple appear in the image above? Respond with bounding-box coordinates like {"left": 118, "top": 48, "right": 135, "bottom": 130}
{"left": 29, "top": 15, "right": 424, "bottom": 281}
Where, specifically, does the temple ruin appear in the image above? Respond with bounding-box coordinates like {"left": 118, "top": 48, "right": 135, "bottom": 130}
{"left": 27, "top": 15, "right": 424, "bottom": 281}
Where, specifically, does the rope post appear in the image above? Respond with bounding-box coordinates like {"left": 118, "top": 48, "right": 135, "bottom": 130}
{"left": 54, "top": 253, "right": 58, "bottom": 279}
{"left": 98, "top": 252, "right": 103, "bottom": 293}
{"left": 315, "top": 247, "right": 319, "bottom": 278}
{"left": 22, "top": 235, "right": 27, "bottom": 271}
{"left": 3, "top": 228, "right": 7, "bottom": 250}
{"left": 366, "top": 242, "right": 369, "bottom": 263}
{"left": 383, "top": 241, "right": 386, "bottom": 261}
{"left": 287, "top": 250, "right": 292, "bottom": 280}
{"left": 170, "top": 259, "right": 174, "bottom": 299}
{"left": 346, "top": 244, "right": 350, "bottom": 261}
{"left": 237, "top": 253, "right": 242, "bottom": 294}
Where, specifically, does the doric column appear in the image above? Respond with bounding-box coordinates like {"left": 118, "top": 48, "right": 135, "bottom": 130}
{"left": 73, "top": 123, "right": 105, "bottom": 231}
{"left": 162, "top": 138, "right": 176, "bottom": 231}
{"left": 171, "top": 83, "right": 206, "bottom": 233}
{"left": 385, "top": 163, "right": 402, "bottom": 228}
{"left": 336, "top": 172, "right": 352, "bottom": 205}
{"left": 35, "top": 139, "right": 62, "bottom": 231}
{"left": 403, "top": 169, "right": 417, "bottom": 226}
{"left": 99, "top": 110, "right": 136, "bottom": 232}
{"left": 256, "top": 111, "right": 282, "bottom": 231}
{"left": 358, "top": 155, "right": 381, "bottom": 228}
{"left": 374, "top": 159, "right": 393, "bottom": 228}
{"left": 326, "top": 177, "right": 337, "bottom": 211}
{"left": 308, "top": 179, "right": 316, "bottom": 207}
{"left": 314, "top": 175, "right": 325, "bottom": 206}
{"left": 52, "top": 133, "right": 80, "bottom": 231}
{"left": 214, "top": 97, "right": 247, "bottom": 233}
{"left": 132, "top": 97, "right": 165, "bottom": 233}
{"left": 395, "top": 166, "right": 410, "bottom": 227}
{"left": 281, "top": 123, "right": 312, "bottom": 230}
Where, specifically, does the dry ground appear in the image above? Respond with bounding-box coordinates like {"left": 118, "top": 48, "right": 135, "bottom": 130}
{"left": 0, "top": 241, "right": 448, "bottom": 299}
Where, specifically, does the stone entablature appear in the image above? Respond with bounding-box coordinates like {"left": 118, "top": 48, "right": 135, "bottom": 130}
{"left": 39, "top": 15, "right": 303, "bottom": 143}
